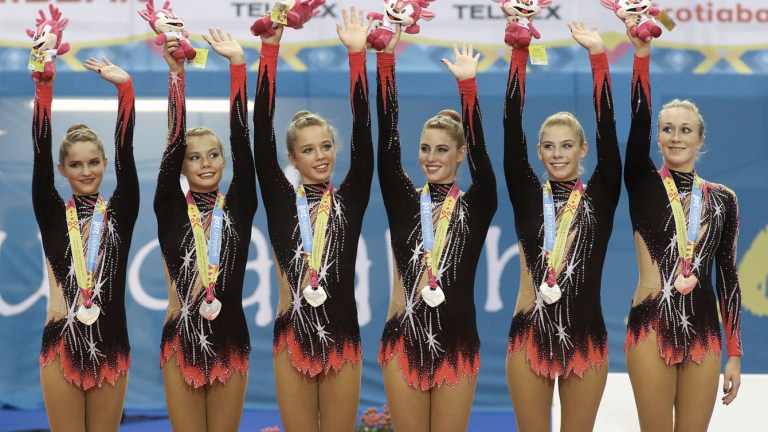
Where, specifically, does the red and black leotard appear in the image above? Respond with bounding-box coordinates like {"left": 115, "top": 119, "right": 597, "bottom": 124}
{"left": 624, "top": 53, "right": 743, "bottom": 363}
{"left": 155, "top": 65, "right": 257, "bottom": 387}
{"left": 253, "top": 44, "right": 373, "bottom": 376}
{"left": 33, "top": 80, "right": 137, "bottom": 389}
{"left": 376, "top": 52, "right": 497, "bottom": 390}
{"left": 504, "top": 47, "right": 621, "bottom": 379}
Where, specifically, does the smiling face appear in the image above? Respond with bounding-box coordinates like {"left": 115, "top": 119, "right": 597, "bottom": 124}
{"left": 183, "top": 134, "right": 225, "bottom": 193}
{"left": 32, "top": 23, "right": 57, "bottom": 50}
{"left": 618, "top": 0, "right": 650, "bottom": 15}
{"left": 504, "top": 0, "right": 541, "bottom": 18}
{"left": 657, "top": 106, "right": 704, "bottom": 172}
{"left": 418, "top": 128, "right": 467, "bottom": 184}
{"left": 153, "top": 10, "right": 185, "bottom": 33}
{"left": 385, "top": 0, "right": 418, "bottom": 25}
{"left": 288, "top": 125, "right": 336, "bottom": 185}
{"left": 537, "top": 124, "right": 587, "bottom": 181}
{"left": 58, "top": 141, "right": 107, "bottom": 196}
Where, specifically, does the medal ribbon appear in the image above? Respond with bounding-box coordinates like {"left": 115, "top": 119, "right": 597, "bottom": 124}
{"left": 660, "top": 166, "right": 703, "bottom": 277}
{"left": 296, "top": 183, "right": 333, "bottom": 287}
{"left": 186, "top": 191, "right": 226, "bottom": 302}
{"left": 542, "top": 179, "right": 584, "bottom": 285}
{"left": 420, "top": 182, "right": 461, "bottom": 288}
{"left": 65, "top": 196, "right": 107, "bottom": 307}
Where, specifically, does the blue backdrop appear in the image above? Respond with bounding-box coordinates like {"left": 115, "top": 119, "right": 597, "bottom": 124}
{"left": 1, "top": 40, "right": 767, "bottom": 412}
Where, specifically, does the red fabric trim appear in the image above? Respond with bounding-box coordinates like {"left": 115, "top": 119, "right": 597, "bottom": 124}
{"left": 39, "top": 339, "right": 130, "bottom": 391}
{"left": 273, "top": 327, "right": 361, "bottom": 377}
{"left": 230, "top": 63, "right": 247, "bottom": 108}
{"left": 459, "top": 77, "right": 477, "bottom": 137}
{"left": 116, "top": 79, "right": 134, "bottom": 143}
{"left": 589, "top": 52, "right": 611, "bottom": 121}
{"left": 258, "top": 43, "right": 279, "bottom": 113}
{"left": 624, "top": 326, "right": 722, "bottom": 365}
{"left": 633, "top": 54, "right": 651, "bottom": 111}
{"left": 721, "top": 297, "right": 743, "bottom": 357}
{"left": 377, "top": 52, "right": 395, "bottom": 113}
{"left": 507, "top": 328, "right": 606, "bottom": 379}
{"left": 348, "top": 50, "right": 368, "bottom": 96}
{"left": 160, "top": 334, "right": 248, "bottom": 388}
{"left": 378, "top": 336, "right": 480, "bottom": 391}
{"left": 510, "top": 47, "right": 528, "bottom": 105}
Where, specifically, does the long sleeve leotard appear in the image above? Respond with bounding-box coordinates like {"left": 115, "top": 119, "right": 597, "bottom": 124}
{"left": 376, "top": 52, "right": 497, "bottom": 390}
{"left": 504, "top": 47, "right": 621, "bottom": 379}
{"left": 154, "top": 65, "right": 257, "bottom": 387}
{"left": 34, "top": 80, "right": 138, "bottom": 389}
{"left": 623, "top": 54, "right": 742, "bottom": 364}
{"left": 253, "top": 44, "right": 374, "bottom": 376}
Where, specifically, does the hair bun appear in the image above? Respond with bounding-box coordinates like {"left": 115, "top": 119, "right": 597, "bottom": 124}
{"left": 291, "top": 110, "right": 314, "bottom": 122}
{"left": 66, "top": 123, "right": 91, "bottom": 134}
{"left": 436, "top": 109, "right": 461, "bottom": 123}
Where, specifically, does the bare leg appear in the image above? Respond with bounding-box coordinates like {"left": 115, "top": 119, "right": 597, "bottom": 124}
{"left": 84, "top": 374, "right": 128, "bottom": 432}
{"left": 430, "top": 375, "right": 477, "bottom": 432}
{"left": 558, "top": 358, "right": 608, "bottom": 432}
{"left": 206, "top": 372, "right": 248, "bottom": 432}
{"left": 318, "top": 363, "right": 362, "bottom": 432}
{"left": 674, "top": 352, "right": 720, "bottom": 432}
{"left": 626, "top": 332, "right": 676, "bottom": 432}
{"left": 40, "top": 359, "right": 86, "bottom": 432}
{"left": 382, "top": 358, "right": 430, "bottom": 432}
{"left": 506, "top": 350, "right": 555, "bottom": 432}
{"left": 162, "top": 356, "right": 207, "bottom": 432}
{"left": 274, "top": 349, "right": 319, "bottom": 432}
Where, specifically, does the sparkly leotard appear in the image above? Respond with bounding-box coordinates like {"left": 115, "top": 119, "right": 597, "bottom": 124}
{"left": 376, "top": 52, "right": 497, "bottom": 390}
{"left": 253, "top": 44, "right": 373, "bottom": 376}
{"left": 504, "top": 47, "right": 621, "bottom": 379}
{"left": 34, "top": 81, "right": 137, "bottom": 389}
{"left": 155, "top": 65, "right": 257, "bottom": 387}
{"left": 624, "top": 54, "right": 743, "bottom": 363}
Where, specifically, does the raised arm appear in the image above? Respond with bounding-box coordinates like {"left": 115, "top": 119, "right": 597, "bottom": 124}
{"left": 376, "top": 25, "right": 417, "bottom": 212}
{"left": 502, "top": 45, "right": 540, "bottom": 206}
{"left": 83, "top": 57, "right": 139, "bottom": 220}
{"left": 336, "top": 8, "right": 374, "bottom": 209}
{"left": 203, "top": 28, "right": 257, "bottom": 213}
{"left": 624, "top": 25, "right": 655, "bottom": 191}
{"left": 253, "top": 25, "right": 295, "bottom": 206}
{"left": 715, "top": 189, "right": 743, "bottom": 405}
{"left": 154, "top": 38, "right": 187, "bottom": 215}
{"left": 31, "top": 75, "right": 64, "bottom": 228}
{"left": 442, "top": 43, "right": 496, "bottom": 210}
{"left": 570, "top": 22, "right": 621, "bottom": 205}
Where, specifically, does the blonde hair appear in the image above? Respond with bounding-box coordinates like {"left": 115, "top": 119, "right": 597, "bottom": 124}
{"left": 285, "top": 110, "right": 339, "bottom": 154}
{"left": 59, "top": 124, "right": 105, "bottom": 165}
{"left": 186, "top": 127, "right": 226, "bottom": 163}
{"left": 658, "top": 99, "right": 706, "bottom": 139}
{"left": 538, "top": 112, "right": 586, "bottom": 145}
{"left": 422, "top": 109, "right": 465, "bottom": 148}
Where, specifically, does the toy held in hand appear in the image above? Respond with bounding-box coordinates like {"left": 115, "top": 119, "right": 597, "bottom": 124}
{"left": 600, "top": 0, "right": 662, "bottom": 42}
{"left": 366, "top": 0, "right": 436, "bottom": 51}
{"left": 250, "top": 0, "right": 326, "bottom": 37}
{"left": 493, "top": 0, "right": 552, "bottom": 48}
{"left": 138, "top": 0, "right": 196, "bottom": 62}
{"left": 26, "top": 4, "right": 70, "bottom": 83}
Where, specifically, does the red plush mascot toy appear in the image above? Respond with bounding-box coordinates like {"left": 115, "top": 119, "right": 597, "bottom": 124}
{"left": 26, "top": 4, "right": 70, "bottom": 83}
{"left": 250, "top": 0, "right": 326, "bottom": 37}
{"left": 493, "top": 0, "right": 552, "bottom": 48}
{"left": 366, "top": 0, "right": 437, "bottom": 51}
{"left": 601, "top": 0, "right": 662, "bottom": 42}
{"left": 138, "top": 0, "right": 196, "bottom": 62}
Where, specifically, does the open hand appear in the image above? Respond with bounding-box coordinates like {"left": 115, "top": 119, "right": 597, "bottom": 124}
{"left": 84, "top": 57, "right": 130, "bottom": 85}
{"left": 202, "top": 28, "right": 245, "bottom": 65}
{"left": 568, "top": 21, "right": 605, "bottom": 55}
{"left": 441, "top": 43, "right": 480, "bottom": 81}
{"left": 337, "top": 7, "right": 373, "bottom": 53}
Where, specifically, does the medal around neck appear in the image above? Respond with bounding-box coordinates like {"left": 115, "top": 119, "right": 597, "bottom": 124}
{"left": 674, "top": 273, "right": 698, "bottom": 295}
{"left": 199, "top": 297, "right": 222, "bottom": 321}
{"left": 303, "top": 284, "right": 328, "bottom": 307}
{"left": 539, "top": 281, "right": 561, "bottom": 305}
{"left": 76, "top": 303, "right": 100, "bottom": 325}
{"left": 421, "top": 285, "right": 445, "bottom": 308}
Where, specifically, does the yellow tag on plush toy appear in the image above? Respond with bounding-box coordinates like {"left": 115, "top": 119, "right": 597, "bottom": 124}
{"left": 271, "top": 2, "right": 290, "bottom": 25}
{"left": 28, "top": 49, "right": 46, "bottom": 72}
{"left": 188, "top": 48, "right": 209, "bottom": 69}
{"left": 529, "top": 46, "right": 549, "bottom": 66}
{"left": 657, "top": 11, "right": 677, "bottom": 31}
